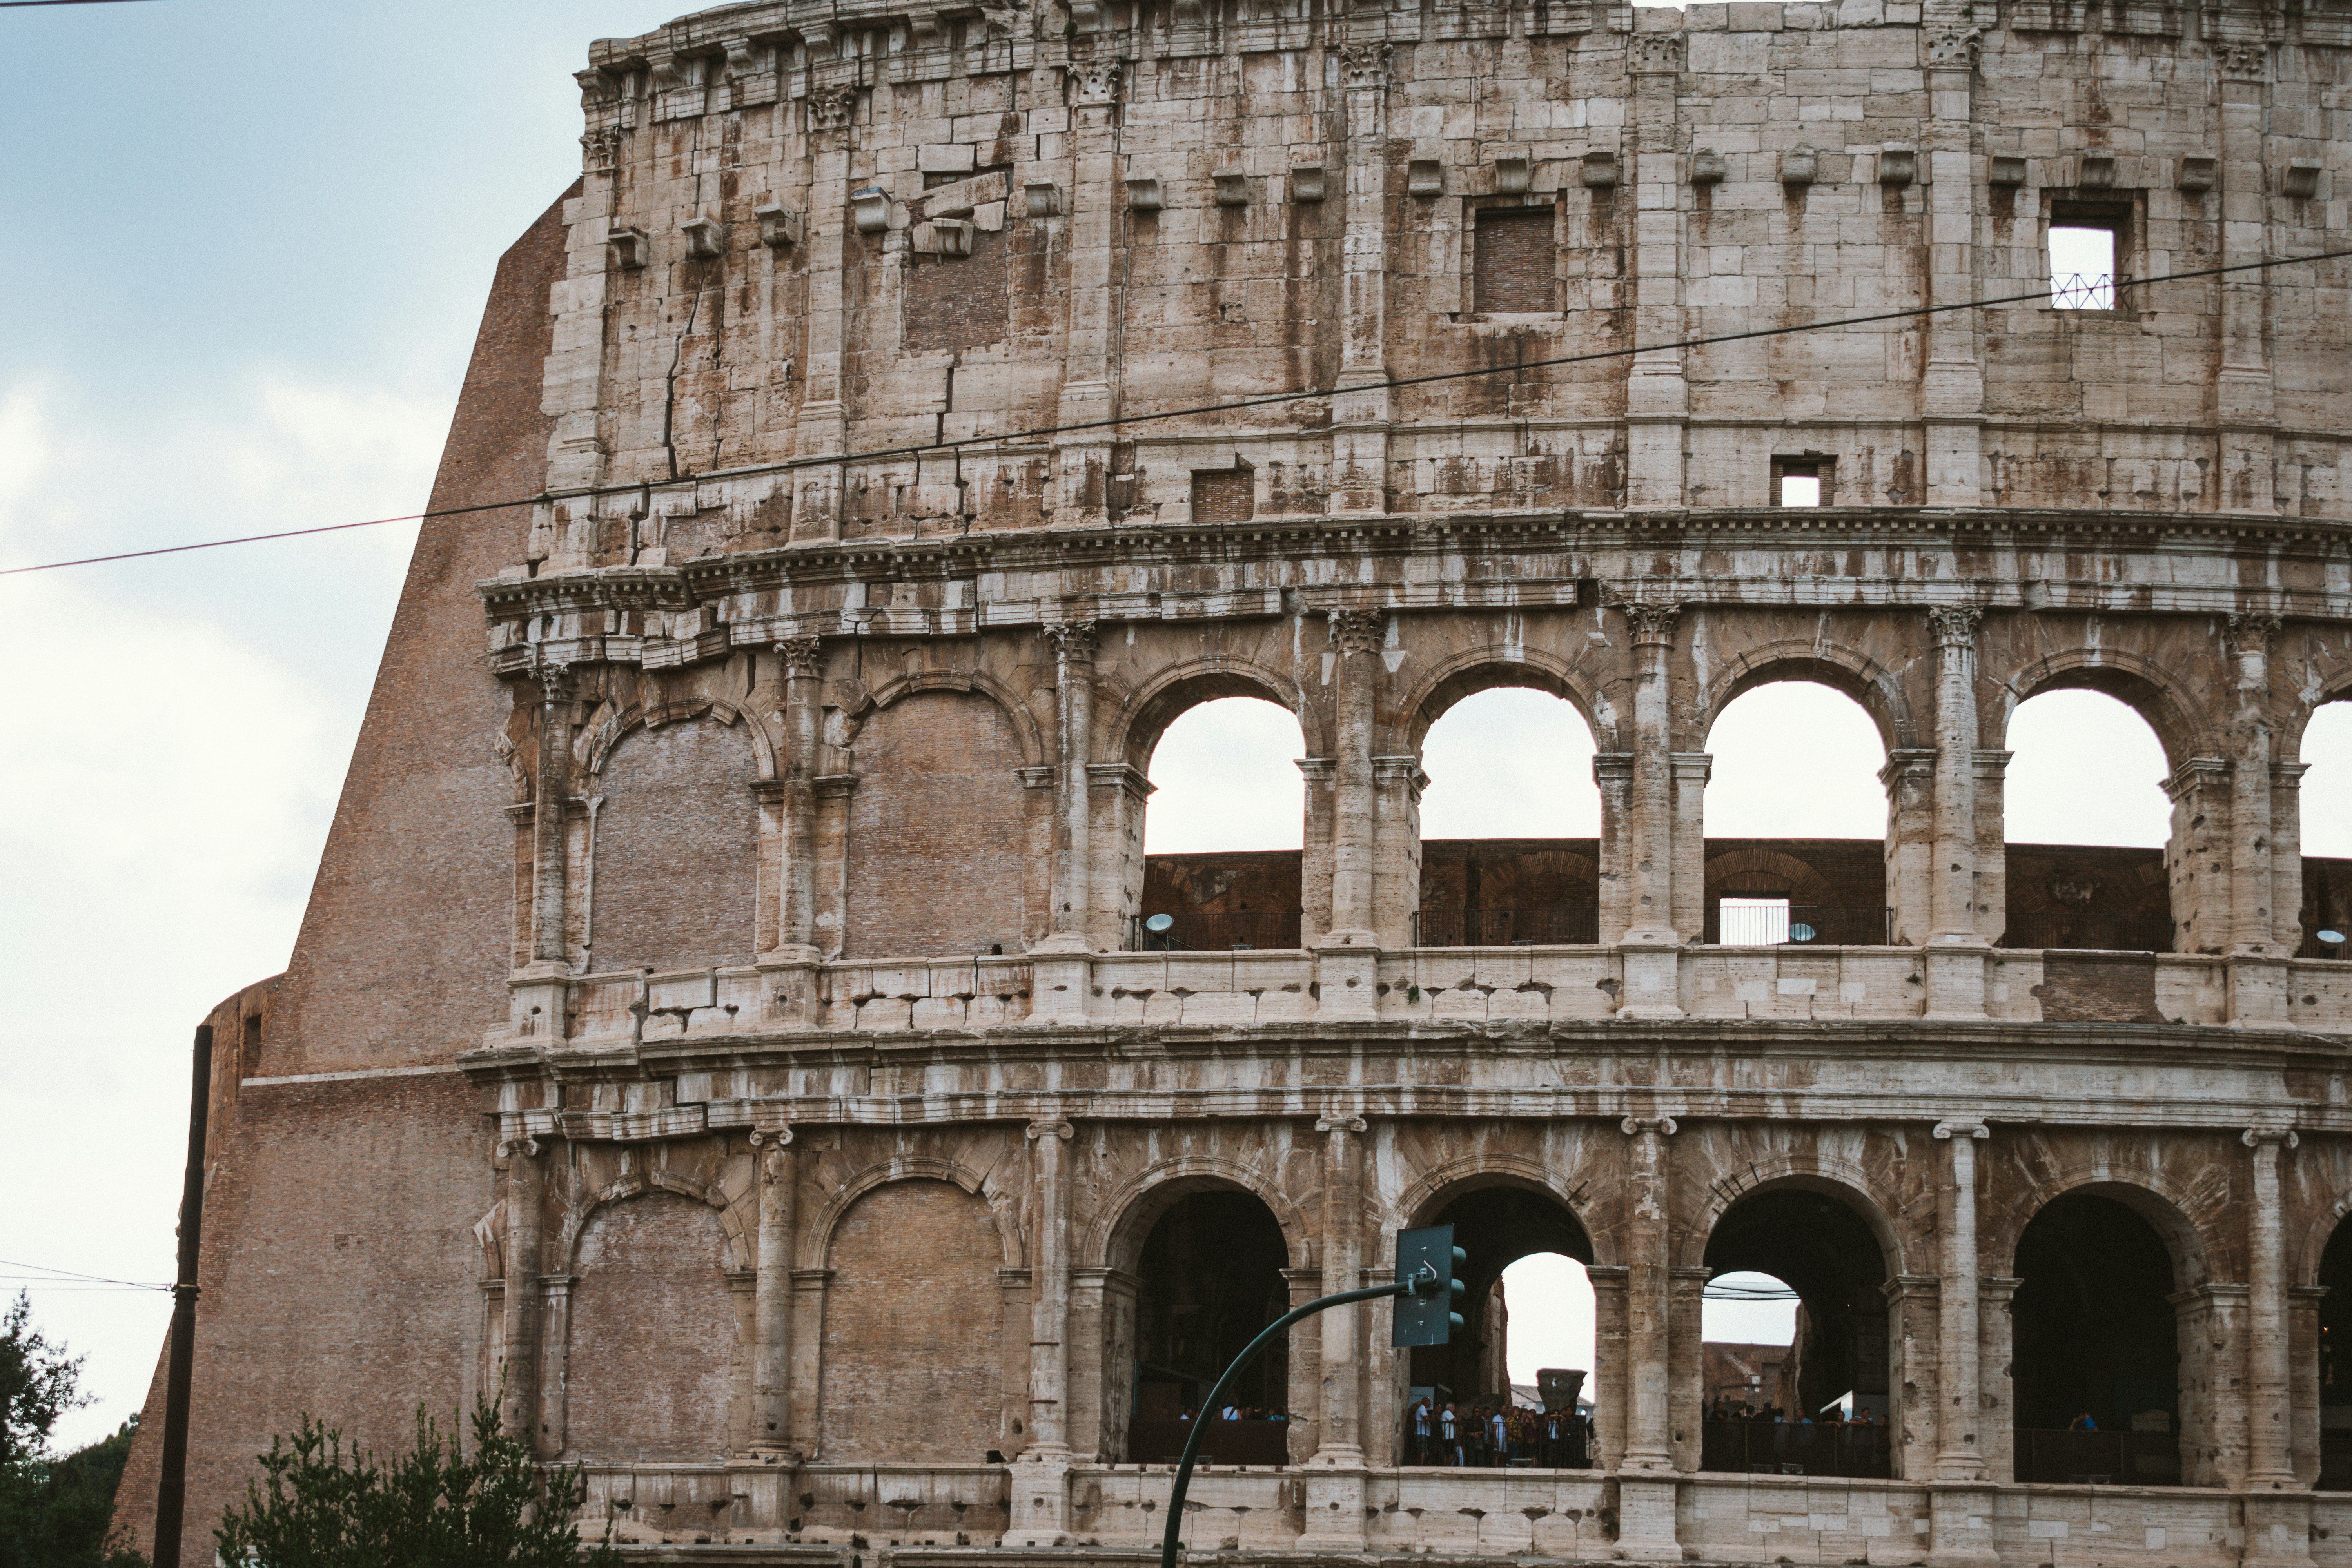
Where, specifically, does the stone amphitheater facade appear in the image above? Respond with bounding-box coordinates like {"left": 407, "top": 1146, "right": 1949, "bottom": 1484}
{"left": 113, "top": 0, "right": 2352, "bottom": 1564}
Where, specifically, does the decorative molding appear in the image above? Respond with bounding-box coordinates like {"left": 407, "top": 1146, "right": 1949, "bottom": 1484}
{"left": 2242, "top": 1127, "right": 2300, "bottom": 1148}
{"left": 2215, "top": 42, "right": 2267, "bottom": 80}
{"left": 1027, "top": 1119, "right": 1076, "bottom": 1141}
{"left": 776, "top": 636, "right": 824, "bottom": 675}
{"left": 1046, "top": 620, "right": 1099, "bottom": 662}
{"left": 807, "top": 84, "right": 859, "bottom": 133}
{"left": 1069, "top": 59, "right": 1122, "bottom": 105}
{"left": 1928, "top": 605, "right": 1985, "bottom": 648}
{"left": 1339, "top": 42, "right": 1392, "bottom": 91}
{"left": 1316, "top": 1114, "right": 1369, "bottom": 1134}
{"left": 1630, "top": 34, "right": 1684, "bottom": 74}
{"left": 2227, "top": 612, "right": 2283, "bottom": 659}
{"left": 1328, "top": 608, "right": 1386, "bottom": 654}
{"left": 1932, "top": 1120, "right": 1992, "bottom": 1140}
{"left": 1621, "top": 1115, "right": 1679, "bottom": 1136}
{"left": 1619, "top": 600, "right": 1680, "bottom": 648}
{"left": 1926, "top": 25, "right": 1983, "bottom": 67}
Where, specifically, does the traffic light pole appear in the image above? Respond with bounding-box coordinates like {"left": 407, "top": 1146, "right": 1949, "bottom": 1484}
{"left": 1156, "top": 1281, "right": 1411, "bottom": 1568}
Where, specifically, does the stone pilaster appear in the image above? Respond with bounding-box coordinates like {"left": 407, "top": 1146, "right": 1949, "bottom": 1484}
{"left": 1595, "top": 752, "right": 1636, "bottom": 945}
{"left": 496, "top": 1135, "right": 544, "bottom": 1451}
{"left": 1667, "top": 1264, "right": 1709, "bottom": 1472}
{"left": 1621, "top": 600, "right": 1682, "bottom": 957}
{"left": 528, "top": 662, "right": 576, "bottom": 969}
{"left": 1330, "top": 42, "right": 1393, "bottom": 515}
{"left": 1327, "top": 609, "right": 1384, "bottom": 942}
{"left": 1882, "top": 748, "right": 1937, "bottom": 947}
{"left": 775, "top": 638, "right": 825, "bottom": 960}
{"left": 1312, "top": 1110, "right": 1368, "bottom": 1466}
{"left": 795, "top": 85, "right": 859, "bottom": 535}
{"left": 1921, "top": 18, "right": 1984, "bottom": 505}
{"left": 1009, "top": 1117, "right": 1076, "bottom": 1545}
{"left": 1587, "top": 1263, "right": 1631, "bottom": 1473}
{"left": 2245, "top": 1127, "right": 2301, "bottom": 1491}
{"left": 1621, "top": 1116, "right": 1677, "bottom": 1474}
{"left": 1044, "top": 622, "right": 1098, "bottom": 949}
{"left": 1933, "top": 1121, "right": 1991, "bottom": 1482}
{"left": 2230, "top": 615, "right": 2284, "bottom": 955}
{"left": 2215, "top": 42, "right": 2276, "bottom": 514}
{"left": 1053, "top": 60, "right": 1122, "bottom": 525}
{"left": 1624, "top": 30, "right": 1686, "bottom": 509}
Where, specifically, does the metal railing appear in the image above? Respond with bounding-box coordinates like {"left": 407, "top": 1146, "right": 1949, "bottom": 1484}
{"left": 1996, "top": 911, "right": 2173, "bottom": 953}
{"left": 1411, "top": 907, "right": 1601, "bottom": 947}
{"left": 2051, "top": 271, "right": 2118, "bottom": 310}
{"left": 2013, "top": 1428, "right": 2181, "bottom": 1486}
{"left": 1704, "top": 905, "right": 1891, "bottom": 946}
{"left": 1700, "top": 1419, "right": 1892, "bottom": 1479}
{"left": 2300, "top": 931, "right": 2351, "bottom": 961}
{"left": 1127, "top": 911, "right": 1303, "bottom": 951}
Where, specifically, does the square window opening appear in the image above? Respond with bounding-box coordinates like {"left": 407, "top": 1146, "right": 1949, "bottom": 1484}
{"left": 1772, "top": 456, "right": 1831, "bottom": 507}
{"left": 2047, "top": 200, "right": 2131, "bottom": 310}
{"left": 1719, "top": 897, "right": 1793, "bottom": 946}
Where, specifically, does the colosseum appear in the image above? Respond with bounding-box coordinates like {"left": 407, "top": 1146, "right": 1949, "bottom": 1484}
{"left": 116, "top": 0, "right": 2352, "bottom": 1561}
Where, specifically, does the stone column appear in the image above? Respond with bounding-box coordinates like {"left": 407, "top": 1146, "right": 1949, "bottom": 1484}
{"left": 1587, "top": 1264, "right": 1631, "bottom": 1472}
{"left": 1882, "top": 1274, "right": 1942, "bottom": 1481}
{"left": 1669, "top": 755, "right": 1711, "bottom": 944}
{"left": 1371, "top": 755, "right": 1426, "bottom": 948}
{"left": 2214, "top": 42, "right": 2275, "bottom": 514}
{"left": 1329, "top": 42, "right": 1393, "bottom": 515}
{"left": 1932, "top": 1120, "right": 1989, "bottom": 1479}
{"left": 1281, "top": 1267, "right": 1325, "bottom": 1464}
{"left": 1595, "top": 753, "right": 1636, "bottom": 944}
{"left": 2176, "top": 1282, "right": 2251, "bottom": 1487}
{"left": 2246, "top": 1127, "right": 2301, "bottom": 1490}
{"left": 750, "top": 1128, "right": 797, "bottom": 1456}
{"left": 1053, "top": 59, "right": 1122, "bottom": 524}
{"left": 1045, "top": 622, "right": 1098, "bottom": 948}
{"left": 1926, "top": 608, "right": 1992, "bottom": 1016}
{"left": 529, "top": 664, "right": 576, "bottom": 968}
{"left": 1920, "top": 18, "right": 1984, "bottom": 505}
{"left": 1667, "top": 1265, "right": 1710, "bottom": 1472}
{"left": 2166, "top": 755, "right": 2234, "bottom": 955}
{"left": 796, "top": 85, "right": 858, "bottom": 535}
{"left": 1327, "top": 610, "right": 1384, "bottom": 942}
{"left": 775, "top": 639, "right": 825, "bottom": 957}
{"left": 1620, "top": 603, "right": 1685, "bottom": 1016}
{"left": 1624, "top": 31, "right": 1687, "bottom": 508}
{"left": 497, "top": 1136, "right": 544, "bottom": 1450}
{"left": 535, "top": 1273, "right": 576, "bottom": 1459}
{"left": 2291, "top": 1283, "right": 2327, "bottom": 1488}
{"left": 811, "top": 774, "right": 857, "bottom": 960}
{"left": 787, "top": 1267, "right": 831, "bottom": 1455}
{"left": 2230, "top": 616, "right": 2284, "bottom": 954}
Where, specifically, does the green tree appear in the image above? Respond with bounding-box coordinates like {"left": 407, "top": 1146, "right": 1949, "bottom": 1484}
{"left": 0, "top": 1292, "right": 147, "bottom": 1568}
{"left": 215, "top": 1394, "right": 619, "bottom": 1568}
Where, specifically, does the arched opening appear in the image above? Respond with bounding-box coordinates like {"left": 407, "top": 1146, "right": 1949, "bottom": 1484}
{"left": 2296, "top": 702, "right": 2352, "bottom": 957}
{"left": 1405, "top": 1184, "right": 1595, "bottom": 1468}
{"left": 2010, "top": 1190, "right": 2184, "bottom": 1485}
{"left": 1415, "top": 686, "right": 1602, "bottom": 946}
{"left": 1136, "top": 696, "right": 1306, "bottom": 950}
{"left": 2002, "top": 689, "right": 2175, "bottom": 952}
{"left": 1121, "top": 1187, "right": 1293, "bottom": 1464}
{"left": 2316, "top": 1213, "right": 2352, "bottom": 1488}
{"left": 1700, "top": 1184, "right": 1895, "bottom": 1477}
{"left": 1702, "top": 683, "right": 1891, "bottom": 946}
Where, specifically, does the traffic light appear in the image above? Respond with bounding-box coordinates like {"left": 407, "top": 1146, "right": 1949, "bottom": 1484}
{"left": 1391, "top": 1223, "right": 1468, "bottom": 1347}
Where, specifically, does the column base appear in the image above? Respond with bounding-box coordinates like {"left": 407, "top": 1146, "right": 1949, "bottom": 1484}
{"left": 1028, "top": 947, "right": 1094, "bottom": 1024}
{"left": 1315, "top": 943, "right": 1381, "bottom": 1020}
{"left": 1617, "top": 939, "right": 1684, "bottom": 1020}
{"left": 2230, "top": 953, "right": 2290, "bottom": 1028}
{"left": 2242, "top": 1489, "right": 2316, "bottom": 1568}
{"left": 1296, "top": 1465, "right": 1369, "bottom": 1551}
{"left": 1922, "top": 940, "right": 1991, "bottom": 1021}
{"left": 1003, "top": 1450, "right": 1073, "bottom": 1548}
{"left": 1925, "top": 1482, "right": 2000, "bottom": 1568}
{"left": 1611, "top": 1472, "right": 1681, "bottom": 1561}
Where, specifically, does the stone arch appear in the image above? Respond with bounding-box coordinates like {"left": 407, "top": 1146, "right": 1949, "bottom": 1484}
{"left": 1701, "top": 846, "right": 1845, "bottom": 908}
{"left": 1698, "top": 638, "right": 1919, "bottom": 755}
{"left": 2281, "top": 662, "right": 2352, "bottom": 766}
{"left": 1397, "top": 646, "right": 1620, "bottom": 753}
{"left": 1111, "top": 657, "right": 1323, "bottom": 773}
{"left": 1395, "top": 1154, "right": 1601, "bottom": 1254}
{"left": 1997, "top": 647, "right": 2218, "bottom": 773}
{"left": 563, "top": 1165, "right": 752, "bottom": 1275}
{"left": 801, "top": 1154, "right": 1023, "bottom": 1273}
{"left": 842, "top": 666, "right": 1047, "bottom": 769}
{"left": 1681, "top": 1163, "right": 1906, "bottom": 1276}
{"left": 581, "top": 693, "right": 777, "bottom": 781}
{"left": 1986, "top": 1171, "right": 2214, "bottom": 1292}
{"left": 2294, "top": 1183, "right": 2352, "bottom": 1290}
{"left": 1088, "top": 1155, "right": 1314, "bottom": 1274}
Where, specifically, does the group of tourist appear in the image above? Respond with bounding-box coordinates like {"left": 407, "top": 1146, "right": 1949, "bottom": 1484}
{"left": 1406, "top": 1398, "right": 1588, "bottom": 1468}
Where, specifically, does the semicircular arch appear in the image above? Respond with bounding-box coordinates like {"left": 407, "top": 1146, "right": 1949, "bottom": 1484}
{"left": 1683, "top": 1163, "right": 1906, "bottom": 1276}
{"left": 800, "top": 1154, "right": 1024, "bottom": 1273}
{"left": 1111, "top": 657, "right": 1323, "bottom": 773}
{"left": 1086, "top": 1155, "right": 1314, "bottom": 1274}
{"left": 1983, "top": 1169, "right": 2215, "bottom": 1292}
{"left": 1394, "top": 1154, "right": 1601, "bottom": 1261}
{"left": 1396, "top": 647, "right": 1620, "bottom": 754}
{"left": 581, "top": 695, "right": 777, "bottom": 782}
{"left": 1997, "top": 648, "right": 2217, "bottom": 773}
{"left": 846, "top": 668, "right": 1049, "bottom": 770}
{"left": 563, "top": 1167, "right": 751, "bottom": 1275}
{"left": 1699, "top": 639, "right": 1918, "bottom": 755}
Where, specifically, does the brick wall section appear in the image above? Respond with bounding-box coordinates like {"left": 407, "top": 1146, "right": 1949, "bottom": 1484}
{"left": 591, "top": 717, "right": 760, "bottom": 972}
{"left": 1420, "top": 838, "right": 1601, "bottom": 911}
{"left": 108, "top": 191, "right": 575, "bottom": 1563}
{"left": 818, "top": 1180, "right": 1005, "bottom": 1463}
{"left": 1472, "top": 207, "right": 1558, "bottom": 315}
{"left": 1140, "top": 849, "right": 1303, "bottom": 917}
{"left": 904, "top": 227, "right": 1010, "bottom": 354}
{"left": 1190, "top": 466, "right": 1255, "bottom": 524}
{"left": 2006, "top": 843, "right": 2171, "bottom": 920}
{"left": 845, "top": 691, "right": 1029, "bottom": 956}
{"left": 2031, "top": 953, "right": 2167, "bottom": 1023}
{"left": 566, "top": 1193, "right": 740, "bottom": 1461}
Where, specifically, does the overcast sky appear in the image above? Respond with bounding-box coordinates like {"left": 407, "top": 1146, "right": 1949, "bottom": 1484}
{"left": 4, "top": 0, "right": 2349, "bottom": 1459}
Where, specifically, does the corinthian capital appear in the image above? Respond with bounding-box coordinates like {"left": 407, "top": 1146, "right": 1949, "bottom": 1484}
{"left": 1927, "top": 605, "right": 1984, "bottom": 648}
{"left": 776, "top": 636, "right": 825, "bottom": 676}
{"left": 2227, "top": 612, "right": 2282, "bottom": 659}
{"left": 1045, "top": 620, "right": 1099, "bottom": 663}
{"left": 1618, "top": 599, "right": 1681, "bottom": 648}
{"left": 1328, "top": 608, "right": 1387, "bottom": 655}
{"left": 1339, "top": 42, "right": 1392, "bottom": 91}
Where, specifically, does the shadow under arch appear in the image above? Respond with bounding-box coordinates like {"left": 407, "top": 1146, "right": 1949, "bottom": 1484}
{"left": 2310, "top": 1201, "right": 2352, "bottom": 1487}
{"left": 1089, "top": 1156, "right": 1314, "bottom": 1274}
{"left": 1984, "top": 1171, "right": 2215, "bottom": 1294}
{"left": 1998, "top": 648, "right": 2218, "bottom": 775}
{"left": 800, "top": 1153, "right": 1025, "bottom": 1273}
{"left": 1698, "top": 639, "right": 1918, "bottom": 755}
{"left": 1111, "top": 657, "right": 1322, "bottom": 774}
{"left": 1397, "top": 646, "right": 1621, "bottom": 755}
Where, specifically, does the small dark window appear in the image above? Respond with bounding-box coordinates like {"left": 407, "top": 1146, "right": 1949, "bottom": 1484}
{"left": 1472, "top": 207, "right": 1557, "bottom": 314}
{"left": 1191, "top": 465, "right": 1255, "bottom": 524}
{"left": 1772, "top": 456, "right": 1833, "bottom": 507}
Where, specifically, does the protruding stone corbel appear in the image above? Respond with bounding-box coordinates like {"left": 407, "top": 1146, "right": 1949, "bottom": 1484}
{"left": 1408, "top": 159, "right": 1444, "bottom": 196}
{"left": 1689, "top": 149, "right": 1726, "bottom": 185}
{"left": 911, "top": 218, "right": 975, "bottom": 256}
{"left": 1879, "top": 146, "right": 1919, "bottom": 187}
{"left": 1213, "top": 168, "right": 1250, "bottom": 207}
{"left": 1782, "top": 145, "right": 1818, "bottom": 187}
{"left": 606, "top": 227, "right": 651, "bottom": 270}
{"left": 1581, "top": 149, "right": 1621, "bottom": 188}
{"left": 755, "top": 202, "right": 804, "bottom": 248}
{"left": 849, "top": 186, "right": 891, "bottom": 234}
{"left": 1989, "top": 154, "right": 2027, "bottom": 187}
{"left": 1124, "top": 176, "right": 1163, "bottom": 212}
{"left": 682, "top": 215, "right": 726, "bottom": 260}
{"left": 1024, "top": 180, "right": 1063, "bottom": 218}
{"left": 1289, "top": 166, "right": 1327, "bottom": 203}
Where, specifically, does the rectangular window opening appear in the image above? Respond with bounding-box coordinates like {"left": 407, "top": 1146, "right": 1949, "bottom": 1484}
{"left": 1719, "top": 897, "right": 1793, "bottom": 946}
{"left": 1471, "top": 205, "right": 1559, "bottom": 315}
{"left": 1773, "top": 457, "right": 1830, "bottom": 507}
{"left": 2049, "top": 220, "right": 2118, "bottom": 310}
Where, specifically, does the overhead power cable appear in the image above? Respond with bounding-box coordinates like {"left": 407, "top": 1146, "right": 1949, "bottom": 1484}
{"left": 0, "top": 1256, "right": 173, "bottom": 1292}
{"left": 5, "top": 247, "right": 2348, "bottom": 581}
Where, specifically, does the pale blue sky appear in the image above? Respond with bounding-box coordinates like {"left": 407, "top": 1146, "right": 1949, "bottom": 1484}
{"left": 4, "top": 0, "right": 2348, "bottom": 1458}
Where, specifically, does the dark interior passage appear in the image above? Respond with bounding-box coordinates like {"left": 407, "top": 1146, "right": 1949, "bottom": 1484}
{"left": 2011, "top": 1191, "right": 2181, "bottom": 1483}
{"left": 2316, "top": 1219, "right": 2352, "bottom": 1487}
{"left": 1130, "top": 1190, "right": 1290, "bottom": 1429}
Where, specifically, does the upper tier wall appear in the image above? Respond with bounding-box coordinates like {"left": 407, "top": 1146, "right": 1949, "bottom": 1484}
{"left": 526, "top": 0, "right": 2352, "bottom": 565}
